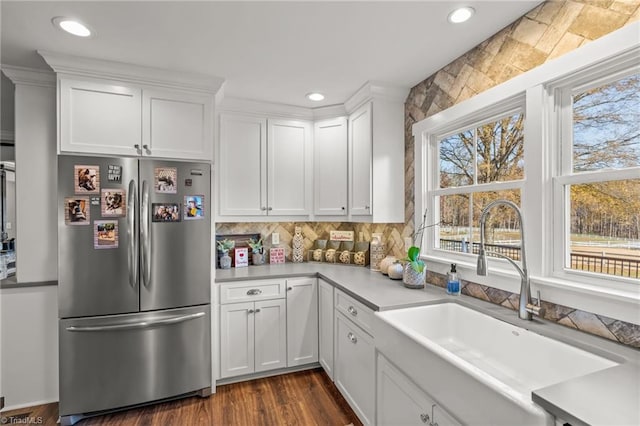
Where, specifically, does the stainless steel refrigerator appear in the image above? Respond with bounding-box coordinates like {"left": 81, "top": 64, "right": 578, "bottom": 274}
{"left": 57, "top": 155, "right": 211, "bottom": 426}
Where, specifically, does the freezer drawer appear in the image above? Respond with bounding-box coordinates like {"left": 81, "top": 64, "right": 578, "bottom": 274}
{"left": 59, "top": 305, "right": 211, "bottom": 416}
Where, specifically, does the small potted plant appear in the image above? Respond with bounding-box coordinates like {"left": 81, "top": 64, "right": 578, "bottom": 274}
{"left": 403, "top": 246, "right": 426, "bottom": 288}
{"left": 217, "top": 238, "right": 235, "bottom": 269}
{"left": 247, "top": 237, "right": 264, "bottom": 265}
{"left": 402, "top": 208, "right": 433, "bottom": 288}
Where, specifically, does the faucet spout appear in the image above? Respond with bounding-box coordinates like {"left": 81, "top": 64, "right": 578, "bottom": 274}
{"left": 477, "top": 200, "right": 542, "bottom": 321}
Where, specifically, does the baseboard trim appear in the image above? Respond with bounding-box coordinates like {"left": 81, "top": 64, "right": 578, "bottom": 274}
{"left": 0, "top": 398, "right": 59, "bottom": 413}
{"left": 216, "top": 363, "right": 322, "bottom": 386}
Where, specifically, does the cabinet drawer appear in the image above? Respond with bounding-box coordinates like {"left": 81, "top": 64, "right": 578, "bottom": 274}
{"left": 335, "top": 289, "right": 374, "bottom": 335}
{"left": 220, "top": 279, "right": 286, "bottom": 304}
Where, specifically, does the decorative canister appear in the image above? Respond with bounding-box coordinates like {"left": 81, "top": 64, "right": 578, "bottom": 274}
{"left": 292, "top": 226, "right": 304, "bottom": 263}
{"left": 388, "top": 261, "right": 404, "bottom": 279}
{"left": 313, "top": 249, "right": 323, "bottom": 261}
{"left": 220, "top": 252, "right": 232, "bottom": 269}
{"left": 339, "top": 250, "right": 351, "bottom": 264}
{"left": 325, "top": 249, "right": 337, "bottom": 263}
{"left": 354, "top": 251, "right": 366, "bottom": 265}
{"left": 370, "top": 233, "right": 385, "bottom": 271}
{"left": 252, "top": 252, "right": 264, "bottom": 265}
{"left": 403, "top": 263, "right": 426, "bottom": 289}
{"left": 379, "top": 256, "right": 397, "bottom": 275}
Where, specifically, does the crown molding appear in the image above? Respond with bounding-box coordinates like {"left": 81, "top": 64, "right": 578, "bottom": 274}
{"left": 218, "top": 97, "right": 315, "bottom": 120}
{"left": 38, "top": 50, "right": 225, "bottom": 94}
{"left": 312, "top": 104, "right": 347, "bottom": 120}
{"left": 1, "top": 65, "right": 56, "bottom": 88}
{"left": 344, "top": 80, "right": 409, "bottom": 113}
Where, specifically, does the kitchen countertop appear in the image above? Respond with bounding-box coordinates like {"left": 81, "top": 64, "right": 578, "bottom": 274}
{"left": 216, "top": 263, "right": 640, "bottom": 426}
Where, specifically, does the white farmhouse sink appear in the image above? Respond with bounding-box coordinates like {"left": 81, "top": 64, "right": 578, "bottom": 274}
{"left": 374, "top": 302, "right": 619, "bottom": 425}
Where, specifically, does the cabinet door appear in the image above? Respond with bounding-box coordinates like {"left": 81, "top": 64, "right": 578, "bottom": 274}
{"left": 377, "top": 354, "right": 461, "bottom": 426}
{"left": 220, "top": 302, "right": 255, "bottom": 378}
{"left": 318, "top": 279, "right": 335, "bottom": 380}
{"left": 60, "top": 77, "right": 142, "bottom": 156}
{"left": 267, "top": 119, "right": 312, "bottom": 216}
{"left": 254, "top": 298, "right": 287, "bottom": 372}
{"left": 286, "top": 278, "right": 318, "bottom": 367}
{"left": 314, "top": 117, "right": 348, "bottom": 216}
{"left": 335, "top": 312, "right": 375, "bottom": 425}
{"left": 218, "top": 114, "right": 267, "bottom": 216}
{"left": 348, "top": 102, "right": 372, "bottom": 217}
{"left": 142, "top": 89, "right": 213, "bottom": 160}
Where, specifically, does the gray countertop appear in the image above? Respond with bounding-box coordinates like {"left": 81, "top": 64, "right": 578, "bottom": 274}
{"left": 216, "top": 262, "right": 640, "bottom": 426}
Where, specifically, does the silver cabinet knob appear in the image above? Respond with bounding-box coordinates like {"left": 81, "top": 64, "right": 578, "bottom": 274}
{"left": 247, "top": 309, "right": 254, "bottom": 314}
{"left": 365, "top": 205, "right": 370, "bottom": 210}
{"left": 255, "top": 308, "right": 261, "bottom": 313}
{"left": 261, "top": 207, "right": 267, "bottom": 211}
{"left": 341, "top": 206, "right": 345, "bottom": 210}
{"left": 347, "top": 332, "right": 357, "bottom": 344}
{"left": 267, "top": 207, "right": 273, "bottom": 211}
{"left": 287, "top": 287, "right": 292, "bottom": 291}
{"left": 143, "top": 144, "right": 149, "bottom": 149}
{"left": 420, "top": 414, "right": 429, "bottom": 424}
{"left": 347, "top": 306, "right": 358, "bottom": 316}
{"left": 134, "top": 144, "right": 140, "bottom": 149}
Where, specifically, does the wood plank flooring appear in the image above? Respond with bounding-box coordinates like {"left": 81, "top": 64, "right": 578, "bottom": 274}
{"left": 0, "top": 368, "right": 362, "bottom": 426}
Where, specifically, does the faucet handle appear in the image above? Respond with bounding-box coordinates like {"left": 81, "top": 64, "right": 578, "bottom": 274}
{"left": 526, "top": 290, "right": 546, "bottom": 318}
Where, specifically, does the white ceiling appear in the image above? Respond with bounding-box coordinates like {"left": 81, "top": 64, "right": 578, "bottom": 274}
{"left": 1, "top": 1, "right": 541, "bottom": 107}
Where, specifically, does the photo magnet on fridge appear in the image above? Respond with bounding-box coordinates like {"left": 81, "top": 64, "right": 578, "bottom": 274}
{"left": 184, "top": 195, "right": 204, "bottom": 220}
{"left": 94, "top": 221, "right": 118, "bottom": 249}
{"left": 101, "top": 189, "right": 126, "bottom": 217}
{"left": 64, "top": 197, "right": 91, "bottom": 225}
{"left": 154, "top": 167, "right": 177, "bottom": 194}
{"left": 152, "top": 203, "right": 181, "bottom": 222}
{"left": 74, "top": 165, "right": 100, "bottom": 194}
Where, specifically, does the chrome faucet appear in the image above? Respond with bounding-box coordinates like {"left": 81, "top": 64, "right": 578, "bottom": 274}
{"left": 476, "top": 200, "right": 545, "bottom": 320}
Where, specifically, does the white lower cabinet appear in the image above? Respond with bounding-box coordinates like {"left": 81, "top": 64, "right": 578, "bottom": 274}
{"left": 220, "top": 298, "right": 286, "bottom": 378}
{"left": 335, "top": 310, "right": 375, "bottom": 425}
{"left": 318, "top": 279, "right": 335, "bottom": 379}
{"left": 285, "top": 278, "right": 318, "bottom": 366}
{"left": 377, "top": 354, "right": 460, "bottom": 426}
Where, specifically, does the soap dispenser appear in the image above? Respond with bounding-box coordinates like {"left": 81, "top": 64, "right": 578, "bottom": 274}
{"left": 447, "top": 263, "right": 461, "bottom": 295}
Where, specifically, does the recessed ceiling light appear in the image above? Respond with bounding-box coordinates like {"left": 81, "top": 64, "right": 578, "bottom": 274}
{"left": 306, "top": 92, "right": 325, "bottom": 102}
{"left": 448, "top": 7, "right": 475, "bottom": 24}
{"left": 52, "top": 16, "right": 92, "bottom": 37}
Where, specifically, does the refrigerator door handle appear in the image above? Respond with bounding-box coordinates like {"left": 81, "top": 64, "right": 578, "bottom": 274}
{"left": 127, "top": 179, "right": 138, "bottom": 290}
{"left": 65, "top": 312, "right": 205, "bottom": 332}
{"left": 141, "top": 180, "right": 151, "bottom": 288}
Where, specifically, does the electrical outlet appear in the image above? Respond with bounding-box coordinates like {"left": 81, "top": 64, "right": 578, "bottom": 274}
{"left": 5, "top": 222, "right": 10, "bottom": 230}
{"left": 272, "top": 233, "right": 280, "bottom": 245}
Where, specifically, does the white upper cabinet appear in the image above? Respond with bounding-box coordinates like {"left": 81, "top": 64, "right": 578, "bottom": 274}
{"left": 40, "top": 51, "right": 222, "bottom": 161}
{"left": 142, "top": 88, "right": 213, "bottom": 160}
{"left": 60, "top": 77, "right": 142, "bottom": 156}
{"left": 218, "top": 114, "right": 267, "bottom": 216}
{"left": 267, "top": 119, "right": 313, "bottom": 216}
{"left": 314, "top": 117, "right": 348, "bottom": 216}
{"left": 349, "top": 103, "right": 373, "bottom": 217}
{"left": 345, "top": 83, "right": 407, "bottom": 223}
{"left": 217, "top": 113, "right": 312, "bottom": 219}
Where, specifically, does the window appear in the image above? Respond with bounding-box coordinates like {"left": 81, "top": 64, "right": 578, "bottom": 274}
{"left": 554, "top": 70, "right": 640, "bottom": 280}
{"left": 431, "top": 110, "right": 525, "bottom": 259}
{"left": 413, "top": 25, "right": 639, "bottom": 323}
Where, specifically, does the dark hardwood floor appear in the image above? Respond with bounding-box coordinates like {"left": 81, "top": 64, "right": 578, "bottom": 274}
{"left": 0, "top": 368, "right": 362, "bottom": 426}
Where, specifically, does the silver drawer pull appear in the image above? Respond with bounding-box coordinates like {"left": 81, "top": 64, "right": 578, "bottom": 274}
{"left": 347, "top": 306, "right": 358, "bottom": 316}
{"left": 247, "top": 289, "right": 262, "bottom": 296}
{"left": 420, "top": 413, "right": 429, "bottom": 424}
{"left": 347, "top": 332, "right": 357, "bottom": 344}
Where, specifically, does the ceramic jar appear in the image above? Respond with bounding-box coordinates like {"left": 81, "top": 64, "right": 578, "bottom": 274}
{"left": 252, "top": 252, "right": 264, "bottom": 265}
{"left": 354, "top": 251, "right": 366, "bottom": 265}
{"left": 379, "top": 256, "right": 397, "bottom": 275}
{"left": 370, "top": 233, "right": 385, "bottom": 271}
{"left": 325, "top": 249, "right": 336, "bottom": 263}
{"left": 313, "top": 249, "right": 323, "bottom": 261}
{"left": 387, "top": 261, "right": 404, "bottom": 279}
{"left": 339, "top": 250, "right": 351, "bottom": 264}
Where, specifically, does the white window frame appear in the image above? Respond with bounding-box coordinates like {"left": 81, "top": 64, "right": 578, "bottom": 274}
{"left": 413, "top": 23, "right": 640, "bottom": 325}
